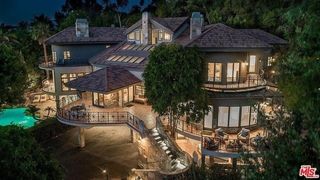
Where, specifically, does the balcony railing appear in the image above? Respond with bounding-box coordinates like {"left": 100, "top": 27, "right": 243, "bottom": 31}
{"left": 42, "top": 80, "right": 55, "bottom": 93}
{"left": 176, "top": 119, "right": 202, "bottom": 138}
{"left": 56, "top": 108, "right": 146, "bottom": 136}
{"left": 39, "top": 56, "right": 55, "bottom": 69}
{"left": 204, "top": 76, "right": 266, "bottom": 92}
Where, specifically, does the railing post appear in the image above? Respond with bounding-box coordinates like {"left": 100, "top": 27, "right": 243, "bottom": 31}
{"left": 107, "top": 112, "right": 109, "bottom": 123}
{"left": 98, "top": 112, "right": 100, "bottom": 122}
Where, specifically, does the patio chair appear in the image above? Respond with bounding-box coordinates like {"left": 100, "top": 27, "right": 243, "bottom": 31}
{"left": 214, "top": 128, "right": 229, "bottom": 143}
{"left": 237, "top": 128, "right": 250, "bottom": 144}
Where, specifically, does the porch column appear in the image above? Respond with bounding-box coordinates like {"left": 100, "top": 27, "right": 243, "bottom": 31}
{"left": 78, "top": 127, "right": 85, "bottom": 148}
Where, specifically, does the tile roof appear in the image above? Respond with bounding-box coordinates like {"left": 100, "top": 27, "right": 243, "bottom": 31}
{"left": 240, "top": 29, "right": 288, "bottom": 45}
{"left": 185, "top": 23, "right": 272, "bottom": 48}
{"left": 151, "top": 17, "right": 189, "bottom": 32}
{"left": 90, "top": 42, "right": 153, "bottom": 70}
{"left": 46, "top": 27, "right": 126, "bottom": 45}
{"left": 66, "top": 66, "right": 141, "bottom": 93}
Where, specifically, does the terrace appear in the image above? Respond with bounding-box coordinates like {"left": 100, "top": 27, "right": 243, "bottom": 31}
{"left": 161, "top": 117, "right": 266, "bottom": 158}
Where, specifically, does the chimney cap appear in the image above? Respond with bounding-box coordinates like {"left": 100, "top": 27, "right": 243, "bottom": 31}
{"left": 76, "top": 18, "right": 88, "bottom": 23}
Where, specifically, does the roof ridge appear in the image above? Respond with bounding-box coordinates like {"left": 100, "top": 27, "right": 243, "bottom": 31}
{"left": 184, "top": 23, "right": 216, "bottom": 47}
{"left": 45, "top": 26, "right": 73, "bottom": 44}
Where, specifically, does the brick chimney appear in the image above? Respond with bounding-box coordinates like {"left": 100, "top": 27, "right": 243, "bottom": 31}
{"left": 75, "top": 19, "right": 89, "bottom": 38}
{"left": 190, "top": 12, "right": 203, "bottom": 39}
{"left": 141, "top": 12, "right": 150, "bottom": 45}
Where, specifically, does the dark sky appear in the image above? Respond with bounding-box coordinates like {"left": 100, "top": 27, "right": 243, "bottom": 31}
{"left": 0, "top": 0, "right": 151, "bottom": 25}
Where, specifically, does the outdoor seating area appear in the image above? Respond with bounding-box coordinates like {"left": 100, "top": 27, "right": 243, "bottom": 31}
{"left": 203, "top": 128, "right": 265, "bottom": 153}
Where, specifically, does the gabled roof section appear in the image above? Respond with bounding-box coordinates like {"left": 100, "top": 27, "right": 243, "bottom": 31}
{"left": 151, "top": 17, "right": 189, "bottom": 32}
{"left": 240, "top": 29, "right": 288, "bottom": 45}
{"left": 125, "top": 17, "right": 189, "bottom": 34}
{"left": 46, "top": 27, "right": 126, "bottom": 45}
{"left": 66, "top": 66, "right": 141, "bottom": 93}
{"left": 186, "top": 23, "right": 272, "bottom": 49}
{"left": 90, "top": 42, "right": 154, "bottom": 69}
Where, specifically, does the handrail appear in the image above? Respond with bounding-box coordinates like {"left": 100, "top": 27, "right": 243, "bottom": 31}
{"left": 176, "top": 119, "right": 202, "bottom": 137}
{"left": 154, "top": 117, "right": 192, "bottom": 177}
{"left": 56, "top": 108, "right": 146, "bottom": 137}
{"left": 204, "top": 76, "right": 266, "bottom": 91}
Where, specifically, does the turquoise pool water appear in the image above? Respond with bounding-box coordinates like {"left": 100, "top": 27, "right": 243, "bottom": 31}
{"left": 0, "top": 108, "right": 36, "bottom": 128}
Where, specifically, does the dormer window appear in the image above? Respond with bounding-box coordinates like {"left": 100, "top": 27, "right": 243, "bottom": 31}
{"left": 128, "top": 30, "right": 141, "bottom": 42}
{"left": 64, "top": 51, "right": 71, "bottom": 60}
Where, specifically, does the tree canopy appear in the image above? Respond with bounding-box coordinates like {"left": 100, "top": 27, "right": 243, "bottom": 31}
{"left": 143, "top": 44, "right": 208, "bottom": 134}
{"left": 0, "top": 125, "right": 64, "bottom": 179}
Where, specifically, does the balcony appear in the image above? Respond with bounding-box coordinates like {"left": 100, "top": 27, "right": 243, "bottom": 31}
{"left": 201, "top": 128, "right": 266, "bottom": 158}
{"left": 204, "top": 75, "right": 266, "bottom": 92}
{"left": 42, "top": 80, "right": 55, "bottom": 94}
{"left": 38, "top": 56, "right": 55, "bottom": 69}
{"left": 57, "top": 107, "right": 147, "bottom": 136}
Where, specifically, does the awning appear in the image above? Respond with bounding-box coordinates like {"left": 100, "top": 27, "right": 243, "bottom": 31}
{"left": 66, "top": 66, "right": 142, "bottom": 93}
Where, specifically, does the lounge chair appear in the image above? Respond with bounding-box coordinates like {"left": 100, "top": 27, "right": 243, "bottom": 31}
{"left": 215, "top": 128, "right": 229, "bottom": 143}
{"left": 237, "top": 128, "right": 250, "bottom": 144}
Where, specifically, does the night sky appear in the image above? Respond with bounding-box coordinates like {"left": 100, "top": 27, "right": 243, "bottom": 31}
{"left": 0, "top": 0, "right": 151, "bottom": 25}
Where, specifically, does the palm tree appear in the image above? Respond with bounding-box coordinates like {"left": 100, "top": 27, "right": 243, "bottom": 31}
{"left": 31, "top": 22, "right": 51, "bottom": 79}
{"left": 44, "top": 106, "right": 55, "bottom": 118}
{"left": 25, "top": 105, "right": 40, "bottom": 120}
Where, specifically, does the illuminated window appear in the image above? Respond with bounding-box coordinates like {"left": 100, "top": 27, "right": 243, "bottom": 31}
{"left": 229, "top": 107, "right": 240, "bottom": 127}
{"left": 227, "top": 63, "right": 240, "bottom": 82}
{"left": 52, "top": 51, "right": 57, "bottom": 62}
{"left": 241, "top": 106, "right": 250, "bottom": 126}
{"left": 128, "top": 32, "right": 135, "bottom": 40}
{"left": 218, "top": 107, "right": 229, "bottom": 127}
{"left": 208, "top": 63, "right": 214, "bottom": 81}
{"left": 164, "top": 32, "right": 171, "bottom": 41}
{"left": 60, "top": 73, "right": 85, "bottom": 91}
{"left": 249, "top": 55, "right": 256, "bottom": 72}
{"left": 207, "top": 63, "right": 222, "bottom": 82}
{"left": 63, "top": 51, "right": 71, "bottom": 60}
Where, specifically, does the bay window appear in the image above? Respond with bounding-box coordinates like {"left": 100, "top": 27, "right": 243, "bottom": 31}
{"left": 217, "top": 105, "right": 258, "bottom": 128}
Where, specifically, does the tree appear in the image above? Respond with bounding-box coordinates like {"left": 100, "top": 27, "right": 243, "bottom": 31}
{"left": 25, "top": 105, "right": 41, "bottom": 120}
{"left": 44, "top": 106, "right": 55, "bottom": 118}
{"left": 243, "top": 0, "right": 320, "bottom": 179}
{"left": 0, "top": 125, "right": 64, "bottom": 179}
{"left": 0, "top": 44, "right": 28, "bottom": 105}
{"left": 31, "top": 22, "right": 51, "bottom": 65}
{"left": 143, "top": 44, "right": 209, "bottom": 136}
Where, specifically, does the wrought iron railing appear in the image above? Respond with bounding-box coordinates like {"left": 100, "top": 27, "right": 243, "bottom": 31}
{"left": 176, "top": 119, "right": 202, "bottom": 137}
{"left": 39, "top": 56, "right": 55, "bottom": 69}
{"left": 204, "top": 76, "right": 266, "bottom": 91}
{"left": 56, "top": 108, "right": 145, "bottom": 135}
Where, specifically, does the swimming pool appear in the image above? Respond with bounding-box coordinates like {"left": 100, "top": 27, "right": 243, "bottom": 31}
{"left": 0, "top": 108, "right": 37, "bottom": 128}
